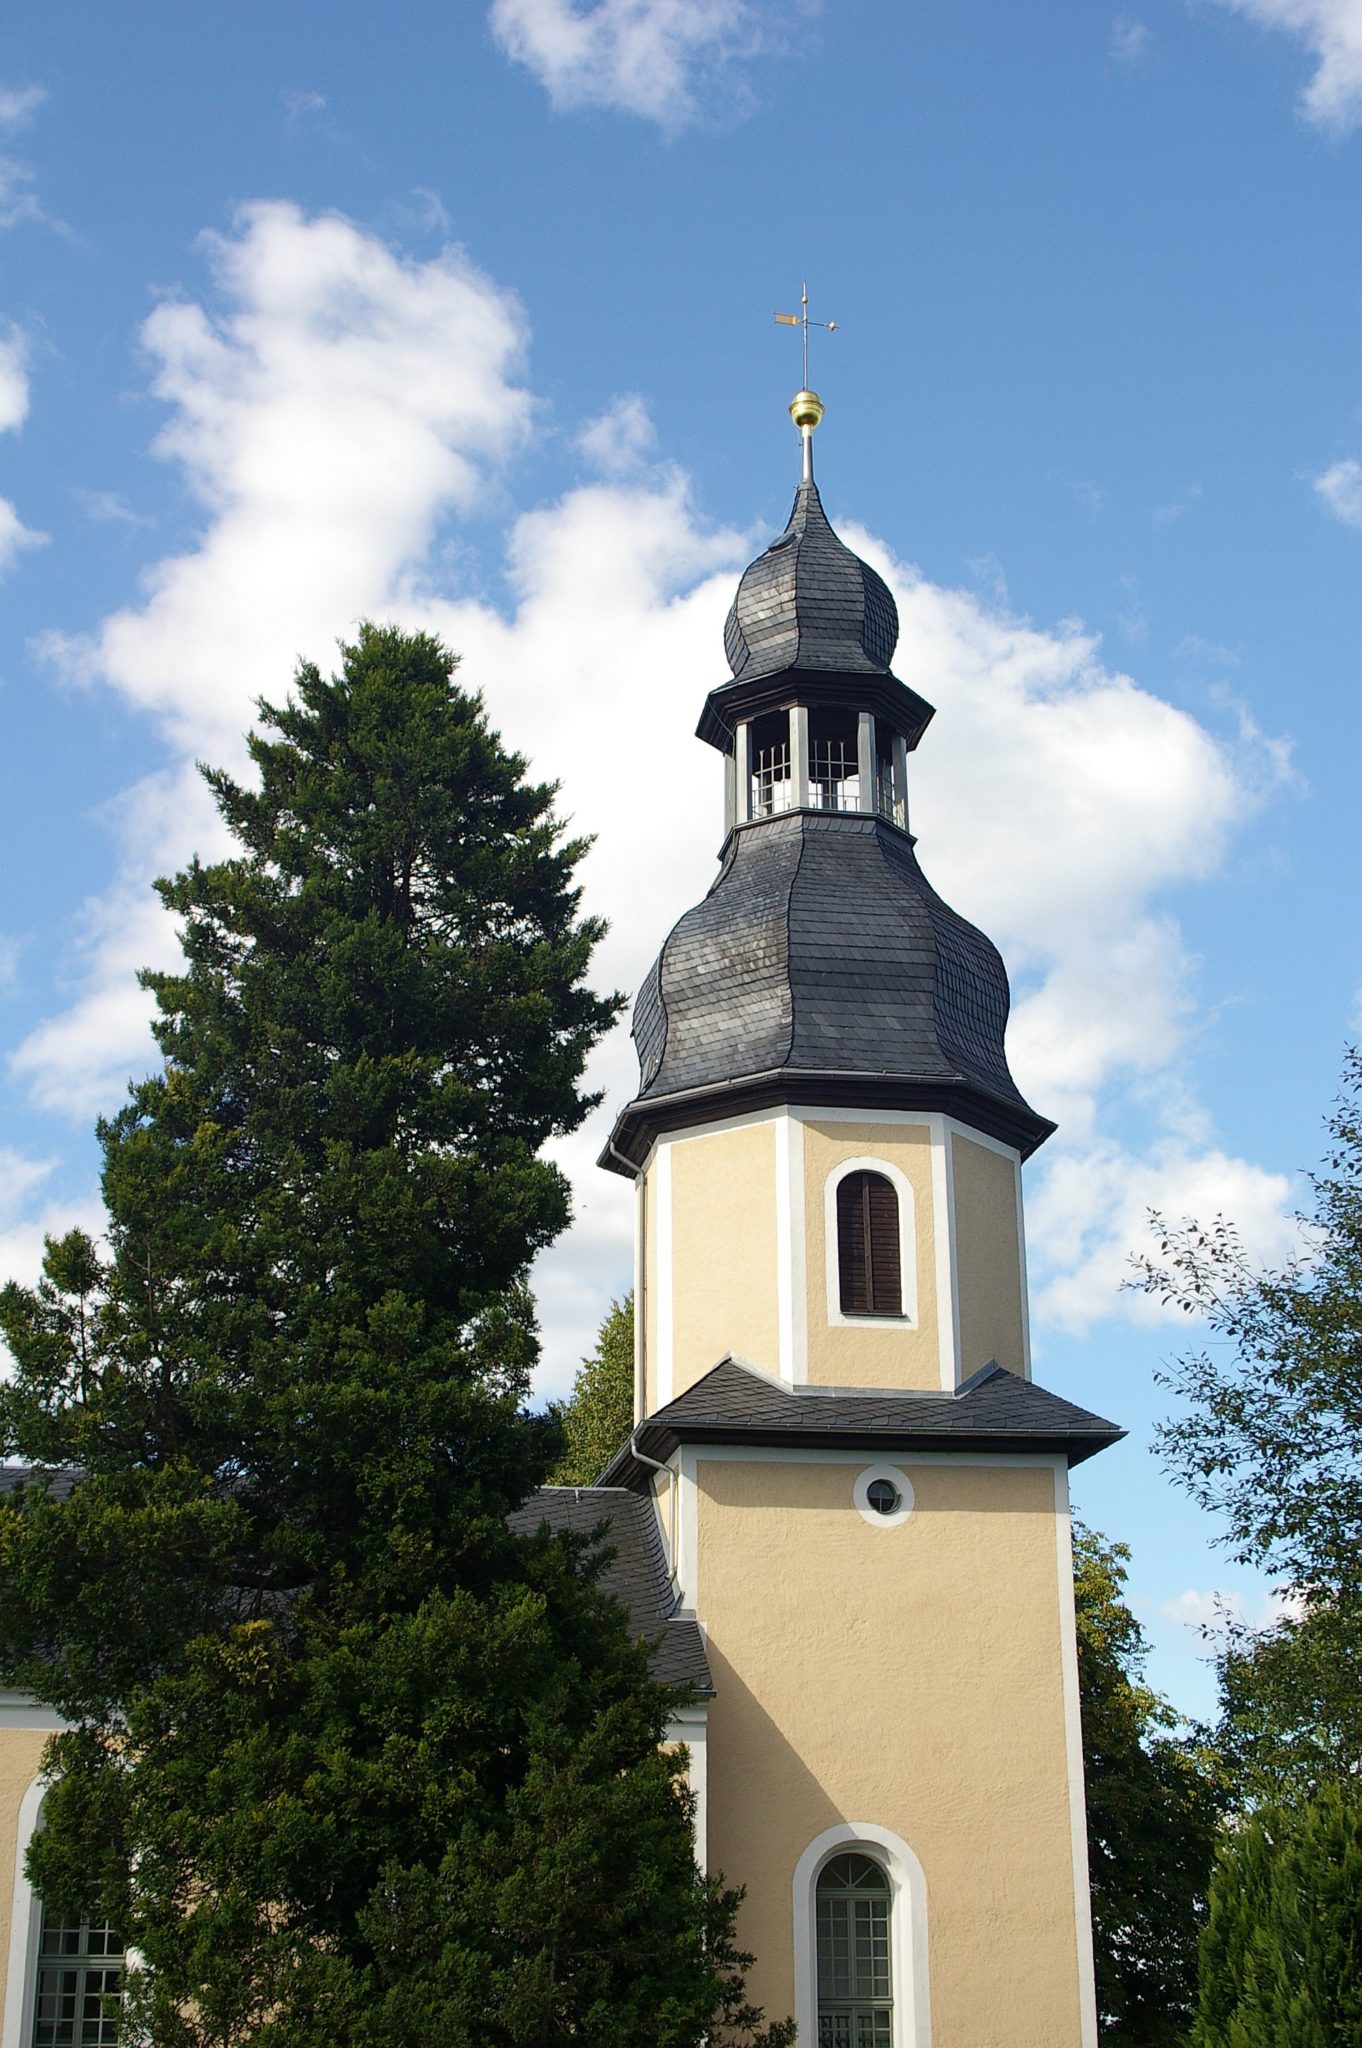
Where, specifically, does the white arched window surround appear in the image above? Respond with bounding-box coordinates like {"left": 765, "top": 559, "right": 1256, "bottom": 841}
{"left": 1, "top": 1774, "right": 47, "bottom": 2048}
{"left": 793, "top": 1823, "right": 931, "bottom": 2048}
{"left": 824, "top": 1157, "right": 918, "bottom": 1329}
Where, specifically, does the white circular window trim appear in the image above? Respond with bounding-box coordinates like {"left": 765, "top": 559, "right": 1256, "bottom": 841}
{"left": 854, "top": 1462, "right": 915, "bottom": 1528}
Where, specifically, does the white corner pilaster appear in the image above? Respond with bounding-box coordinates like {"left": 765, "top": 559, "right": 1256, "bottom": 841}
{"left": 857, "top": 710, "right": 875, "bottom": 814}
{"left": 892, "top": 731, "right": 909, "bottom": 831}
{"left": 790, "top": 704, "right": 810, "bottom": 810}
{"left": 655, "top": 1141, "right": 674, "bottom": 1409}
{"left": 929, "top": 1116, "right": 960, "bottom": 1389}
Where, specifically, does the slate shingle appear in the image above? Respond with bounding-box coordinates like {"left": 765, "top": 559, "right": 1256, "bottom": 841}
{"left": 508, "top": 1485, "right": 712, "bottom": 1693}
{"left": 0, "top": 1468, "right": 712, "bottom": 1697}
{"left": 599, "top": 1357, "right": 1123, "bottom": 1483}
{"left": 605, "top": 810, "right": 1053, "bottom": 1168}
{"left": 722, "top": 479, "right": 898, "bottom": 682}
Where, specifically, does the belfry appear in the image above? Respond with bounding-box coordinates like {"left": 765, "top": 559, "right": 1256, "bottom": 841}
{"left": 594, "top": 383, "right": 1122, "bottom": 2045}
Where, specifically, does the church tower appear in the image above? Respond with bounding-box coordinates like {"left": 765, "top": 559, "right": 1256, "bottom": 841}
{"left": 600, "top": 386, "right": 1121, "bottom": 2046}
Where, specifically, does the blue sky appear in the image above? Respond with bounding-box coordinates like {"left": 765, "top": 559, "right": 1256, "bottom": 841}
{"left": 0, "top": 0, "right": 1357, "bottom": 1716}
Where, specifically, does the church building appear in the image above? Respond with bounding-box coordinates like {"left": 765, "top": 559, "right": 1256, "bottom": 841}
{"left": 532, "top": 382, "right": 1124, "bottom": 2046}
{"left": 0, "top": 383, "right": 1121, "bottom": 2048}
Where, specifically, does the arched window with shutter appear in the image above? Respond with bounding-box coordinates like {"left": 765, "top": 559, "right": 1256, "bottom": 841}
{"left": 836, "top": 1170, "right": 902, "bottom": 1317}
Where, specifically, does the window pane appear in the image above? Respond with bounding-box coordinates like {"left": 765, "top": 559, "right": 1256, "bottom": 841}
{"left": 31, "top": 1913, "right": 122, "bottom": 2048}
{"left": 817, "top": 1854, "right": 893, "bottom": 2047}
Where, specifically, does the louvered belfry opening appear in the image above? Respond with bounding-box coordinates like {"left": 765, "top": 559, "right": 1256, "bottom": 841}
{"left": 836, "top": 1171, "right": 902, "bottom": 1317}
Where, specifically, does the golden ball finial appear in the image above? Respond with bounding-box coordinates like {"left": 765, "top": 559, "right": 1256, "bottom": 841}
{"left": 789, "top": 388, "right": 825, "bottom": 432}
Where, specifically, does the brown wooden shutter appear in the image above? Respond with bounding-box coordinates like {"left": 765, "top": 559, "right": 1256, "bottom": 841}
{"left": 837, "top": 1171, "right": 902, "bottom": 1316}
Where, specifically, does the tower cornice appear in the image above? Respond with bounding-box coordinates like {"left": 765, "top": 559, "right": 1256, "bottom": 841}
{"left": 696, "top": 666, "right": 935, "bottom": 754}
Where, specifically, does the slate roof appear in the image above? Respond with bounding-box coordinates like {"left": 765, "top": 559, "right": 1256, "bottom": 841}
{"left": 698, "top": 481, "right": 935, "bottom": 754}
{"left": 507, "top": 1485, "right": 712, "bottom": 1694}
{"left": 723, "top": 477, "right": 899, "bottom": 682}
{"left": 605, "top": 809, "right": 1054, "bottom": 1169}
{"left": 600, "top": 1358, "right": 1123, "bottom": 1485}
{"left": 0, "top": 1465, "right": 80, "bottom": 1501}
{"left": 0, "top": 1467, "right": 712, "bottom": 1698}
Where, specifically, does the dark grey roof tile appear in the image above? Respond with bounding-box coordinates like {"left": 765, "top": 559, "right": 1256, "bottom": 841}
{"left": 508, "top": 1485, "right": 713, "bottom": 1695}
{"left": 599, "top": 1358, "right": 1122, "bottom": 1482}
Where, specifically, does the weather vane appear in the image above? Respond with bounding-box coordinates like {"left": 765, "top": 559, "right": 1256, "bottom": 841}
{"left": 774, "top": 280, "right": 837, "bottom": 391}
{"left": 774, "top": 282, "right": 837, "bottom": 481}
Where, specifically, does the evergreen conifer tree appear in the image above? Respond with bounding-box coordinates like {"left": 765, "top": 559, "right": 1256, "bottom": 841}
{"left": 1191, "top": 1783, "right": 1362, "bottom": 2046}
{"left": 0, "top": 626, "right": 790, "bottom": 2048}
{"left": 550, "top": 1293, "right": 636, "bottom": 1484}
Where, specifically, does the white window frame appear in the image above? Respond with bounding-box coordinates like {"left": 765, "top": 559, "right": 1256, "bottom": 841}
{"left": 824, "top": 1158, "right": 918, "bottom": 1330}
{"left": 793, "top": 1823, "right": 931, "bottom": 2048}
{"left": 854, "top": 1462, "right": 915, "bottom": 1530}
{"left": 2, "top": 1775, "right": 47, "bottom": 2048}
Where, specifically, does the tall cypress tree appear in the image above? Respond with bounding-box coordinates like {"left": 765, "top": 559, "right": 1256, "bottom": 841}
{"left": 1192, "top": 1783, "right": 1362, "bottom": 2046}
{"left": 0, "top": 625, "right": 789, "bottom": 2048}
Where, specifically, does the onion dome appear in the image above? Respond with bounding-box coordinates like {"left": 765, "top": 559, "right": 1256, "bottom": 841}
{"left": 603, "top": 810, "right": 1053, "bottom": 1172}
{"left": 723, "top": 478, "right": 899, "bottom": 683}
{"left": 602, "top": 397, "right": 1051, "bottom": 1175}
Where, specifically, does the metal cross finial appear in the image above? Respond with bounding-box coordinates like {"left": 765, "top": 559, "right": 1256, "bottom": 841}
{"left": 774, "top": 280, "right": 837, "bottom": 392}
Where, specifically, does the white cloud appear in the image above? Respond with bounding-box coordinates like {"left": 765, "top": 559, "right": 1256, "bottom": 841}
{"left": 40, "top": 201, "right": 533, "bottom": 759}
{"left": 1210, "top": 0, "right": 1362, "bottom": 130}
{"left": 0, "top": 327, "right": 29, "bottom": 432}
{"left": 1153, "top": 483, "right": 1202, "bottom": 527}
{"left": 73, "top": 488, "right": 155, "bottom": 528}
{"left": 1111, "top": 16, "right": 1153, "bottom": 65}
{"left": 1028, "top": 1136, "right": 1298, "bottom": 1333}
{"left": 282, "top": 88, "right": 327, "bottom": 119}
{"left": 0, "top": 82, "right": 47, "bottom": 230}
{"left": 0, "top": 499, "right": 45, "bottom": 573}
{"left": 0, "top": 327, "right": 44, "bottom": 570}
{"left": 1157, "top": 1584, "right": 1304, "bottom": 1635}
{"left": 1314, "top": 454, "right": 1362, "bottom": 525}
{"left": 0, "top": 87, "right": 44, "bottom": 131}
{"left": 19, "top": 203, "right": 533, "bottom": 1116}
{"left": 12, "top": 201, "right": 1296, "bottom": 1394}
{"left": 488, "top": 0, "right": 786, "bottom": 128}
{"left": 9, "top": 764, "right": 221, "bottom": 1120}
{"left": 576, "top": 392, "right": 658, "bottom": 475}
{"left": 0, "top": 1149, "right": 105, "bottom": 1340}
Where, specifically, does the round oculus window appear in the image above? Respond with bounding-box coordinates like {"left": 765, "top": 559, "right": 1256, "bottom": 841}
{"left": 865, "top": 1478, "right": 901, "bottom": 1516}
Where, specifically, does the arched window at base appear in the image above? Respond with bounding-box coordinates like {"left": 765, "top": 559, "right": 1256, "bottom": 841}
{"left": 31, "top": 1913, "right": 123, "bottom": 2048}
{"left": 793, "top": 1824, "right": 930, "bottom": 2048}
{"left": 2, "top": 1779, "right": 123, "bottom": 2048}
{"left": 816, "top": 1853, "right": 893, "bottom": 2044}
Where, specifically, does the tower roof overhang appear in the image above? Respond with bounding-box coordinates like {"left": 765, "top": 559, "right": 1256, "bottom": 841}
{"left": 697, "top": 666, "right": 936, "bottom": 753}
{"left": 599, "top": 1069, "right": 1055, "bottom": 1177}
{"left": 599, "top": 1358, "right": 1124, "bottom": 1483}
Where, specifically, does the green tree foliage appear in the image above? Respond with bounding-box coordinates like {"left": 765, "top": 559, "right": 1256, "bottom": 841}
{"left": 1073, "top": 1525, "right": 1221, "bottom": 2044}
{"left": 1211, "top": 1593, "right": 1362, "bottom": 1810}
{"left": 1136, "top": 1050, "right": 1362, "bottom": 1813}
{"left": 1137, "top": 1049, "right": 1362, "bottom": 1598}
{"left": 1191, "top": 1782, "right": 1362, "bottom": 2047}
{"left": 0, "top": 626, "right": 790, "bottom": 2048}
{"left": 550, "top": 1293, "right": 636, "bottom": 1484}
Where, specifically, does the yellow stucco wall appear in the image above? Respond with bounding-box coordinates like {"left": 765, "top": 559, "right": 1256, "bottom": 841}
{"left": 0, "top": 1729, "right": 47, "bottom": 1994}
{"left": 697, "top": 1454, "right": 1087, "bottom": 2047}
{"left": 951, "top": 1134, "right": 1026, "bottom": 1380}
{"left": 801, "top": 1120, "right": 942, "bottom": 1391}
{"left": 668, "top": 1120, "right": 780, "bottom": 1394}
{"left": 642, "top": 1159, "right": 660, "bottom": 1419}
